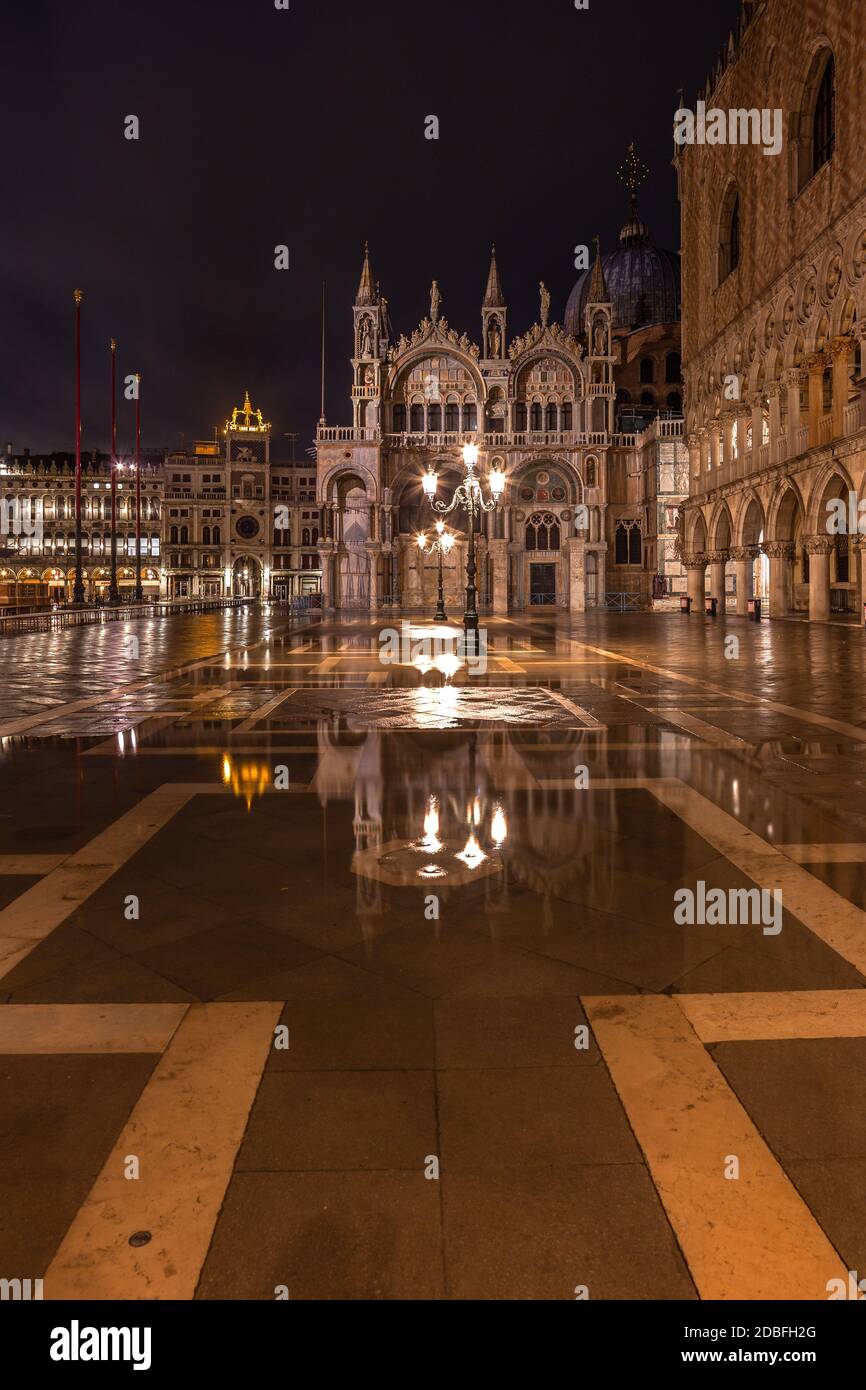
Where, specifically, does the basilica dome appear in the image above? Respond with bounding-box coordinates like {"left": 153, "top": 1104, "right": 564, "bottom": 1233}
{"left": 565, "top": 209, "right": 681, "bottom": 335}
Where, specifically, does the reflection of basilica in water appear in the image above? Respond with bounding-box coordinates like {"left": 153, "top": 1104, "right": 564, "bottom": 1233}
{"left": 309, "top": 722, "right": 640, "bottom": 929}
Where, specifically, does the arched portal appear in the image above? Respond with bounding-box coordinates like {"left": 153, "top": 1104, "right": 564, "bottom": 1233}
{"left": 233, "top": 556, "right": 262, "bottom": 598}
{"left": 395, "top": 464, "right": 470, "bottom": 612}
{"left": 768, "top": 486, "right": 805, "bottom": 616}
{"left": 739, "top": 496, "right": 768, "bottom": 603}
{"left": 336, "top": 478, "right": 371, "bottom": 608}
{"left": 814, "top": 470, "right": 857, "bottom": 617}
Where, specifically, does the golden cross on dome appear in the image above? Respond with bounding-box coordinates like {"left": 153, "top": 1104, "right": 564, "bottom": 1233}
{"left": 618, "top": 141, "right": 649, "bottom": 196}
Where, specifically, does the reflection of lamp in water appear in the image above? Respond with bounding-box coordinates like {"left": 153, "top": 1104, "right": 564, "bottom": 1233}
{"left": 221, "top": 753, "right": 270, "bottom": 811}
{"left": 415, "top": 796, "right": 443, "bottom": 854}
{"left": 457, "top": 797, "right": 508, "bottom": 870}
{"left": 457, "top": 831, "right": 487, "bottom": 871}
{"left": 434, "top": 651, "right": 461, "bottom": 681}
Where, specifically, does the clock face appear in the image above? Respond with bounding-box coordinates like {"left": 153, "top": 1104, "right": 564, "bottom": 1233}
{"left": 236, "top": 516, "right": 260, "bottom": 541}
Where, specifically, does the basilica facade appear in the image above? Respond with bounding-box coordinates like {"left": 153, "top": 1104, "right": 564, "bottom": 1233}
{"left": 316, "top": 219, "right": 685, "bottom": 615}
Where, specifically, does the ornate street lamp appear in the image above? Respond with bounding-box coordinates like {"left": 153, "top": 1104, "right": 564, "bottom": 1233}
{"left": 416, "top": 520, "right": 456, "bottom": 623}
{"left": 422, "top": 443, "right": 505, "bottom": 646}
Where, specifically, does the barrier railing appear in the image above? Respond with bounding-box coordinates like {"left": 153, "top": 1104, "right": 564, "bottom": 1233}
{"left": 273, "top": 594, "right": 323, "bottom": 612}
{"left": 0, "top": 596, "right": 255, "bottom": 639}
{"left": 603, "top": 591, "right": 644, "bottom": 612}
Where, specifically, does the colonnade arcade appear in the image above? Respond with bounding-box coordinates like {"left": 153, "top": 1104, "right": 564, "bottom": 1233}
{"left": 683, "top": 463, "right": 866, "bottom": 620}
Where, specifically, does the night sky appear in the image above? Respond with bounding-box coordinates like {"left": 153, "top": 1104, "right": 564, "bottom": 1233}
{"left": 3, "top": 0, "right": 742, "bottom": 456}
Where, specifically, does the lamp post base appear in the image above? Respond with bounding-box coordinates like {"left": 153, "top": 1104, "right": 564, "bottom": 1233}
{"left": 463, "top": 609, "right": 480, "bottom": 653}
{"left": 434, "top": 604, "right": 448, "bottom": 623}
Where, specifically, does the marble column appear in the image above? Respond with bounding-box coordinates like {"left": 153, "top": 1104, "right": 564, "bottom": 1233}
{"left": 404, "top": 539, "right": 422, "bottom": 609}
{"left": 488, "top": 538, "right": 509, "bottom": 615}
{"left": 695, "top": 428, "right": 708, "bottom": 481}
{"left": 807, "top": 353, "right": 827, "bottom": 448}
{"left": 830, "top": 337, "right": 852, "bottom": 439}
{"left": 766, "top": 382, "right": 782, "bottom": 465}
{"left": 749, "top": 392, "right": 765, "bottom": 471}
{"left": 764, "top": 541, "right": 795, "bottom": 618}
{"left": 318, "top": 543, "right": 335, "bottom": 611}
{"left": 854, "top": 538, "right": 866, "bottom": 625}
{"left": 684, "top": 554, "right": 707, "bottom": 611}
{"left": 730, "top": 545, "right": 758, "bottom": 615}
{"left": 710, "top": 421, "right": 722, "bottom": 474}
{"left": 708, "top": 550, "right": 729, "bottom": 610}
{"left": 366, "top": 545, "right": 381, "bottom": 612}
{"left": 805, "top": 536, "right": 833, "bottom": 622}
{"left": 687, "top": 432, "right": 701, "bottom": 483}
{"left": 784, "top": 368, "right": 806, "bottom": 454}
{"left": 566, "top": 538, "right": 586, "bottom": 613}
{"left": 735, "top": 407, "right": 750, "bottom": 477}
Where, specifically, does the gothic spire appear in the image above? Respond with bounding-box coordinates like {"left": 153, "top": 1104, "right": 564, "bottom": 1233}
{"left": 483, "top": 244, "right": 505, "bottom": 307}
{"left": 355, "top": 241, "right": 376, "bottom": 306}
{"left": 588, "top": 235, "right": 609, "bottom": 302}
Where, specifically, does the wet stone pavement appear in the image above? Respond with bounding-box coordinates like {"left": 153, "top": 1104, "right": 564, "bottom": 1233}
{"left": 1, "top": 606, "right": 866, "bottom": 1299}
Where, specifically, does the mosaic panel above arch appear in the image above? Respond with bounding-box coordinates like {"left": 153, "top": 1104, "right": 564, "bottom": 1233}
{"left": 516, "top": 356, "right": 579, "bottom": 400}
{"left": 516, "top": 467, "right": 575, "bottom": 506}
{"left": 395, "top": 355, "right": 478, "bottom": 403}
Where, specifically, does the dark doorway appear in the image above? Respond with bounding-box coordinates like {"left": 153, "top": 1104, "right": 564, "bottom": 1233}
{"left": 530, "top": 563, "right": 556, "bottom": 606}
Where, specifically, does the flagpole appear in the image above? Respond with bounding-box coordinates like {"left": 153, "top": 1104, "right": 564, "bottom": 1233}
{"left": 108, "top": 339, "right": 120, "bottom": 605}
{"left": 72, "top": 290, "right": 86, "bottom": 605}
{"left": 134, "top": 375, "right": 143, "bottom": 603}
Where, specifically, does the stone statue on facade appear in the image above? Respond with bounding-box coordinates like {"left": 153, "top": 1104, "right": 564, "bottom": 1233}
{"left": 430, "top": 281, "right": 441, "bottom": 324}
{"left": 539, "top": 282, "right": 551, "bottom": 329}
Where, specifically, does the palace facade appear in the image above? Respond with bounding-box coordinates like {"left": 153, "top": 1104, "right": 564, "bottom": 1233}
{"left": 316, "top": 202, "right": 686, "bottom": 615}
{"left": 678, "top": 0, "right": 866, "bottom": 621}
{"left": 0, "top": 446, "right": 164, "bottom": 605}
{"left": 0, "top": 395, "right": 322, "bottom": 606}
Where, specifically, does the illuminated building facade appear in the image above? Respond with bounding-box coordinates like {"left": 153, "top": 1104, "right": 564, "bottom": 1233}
{"left": 0, "top": 445, "right": 162, "bottom": 606}
{"left": 316, "top": 181, "right": 684, "bottom": 615}
{"left": 0, "top": 392, "right": 324, "bottom": 607}
{"left": 678, "top": 0, "right": 866, "bottom": 621}
{"left": 163, "top": 392, "right": 322, "bottom": 601}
